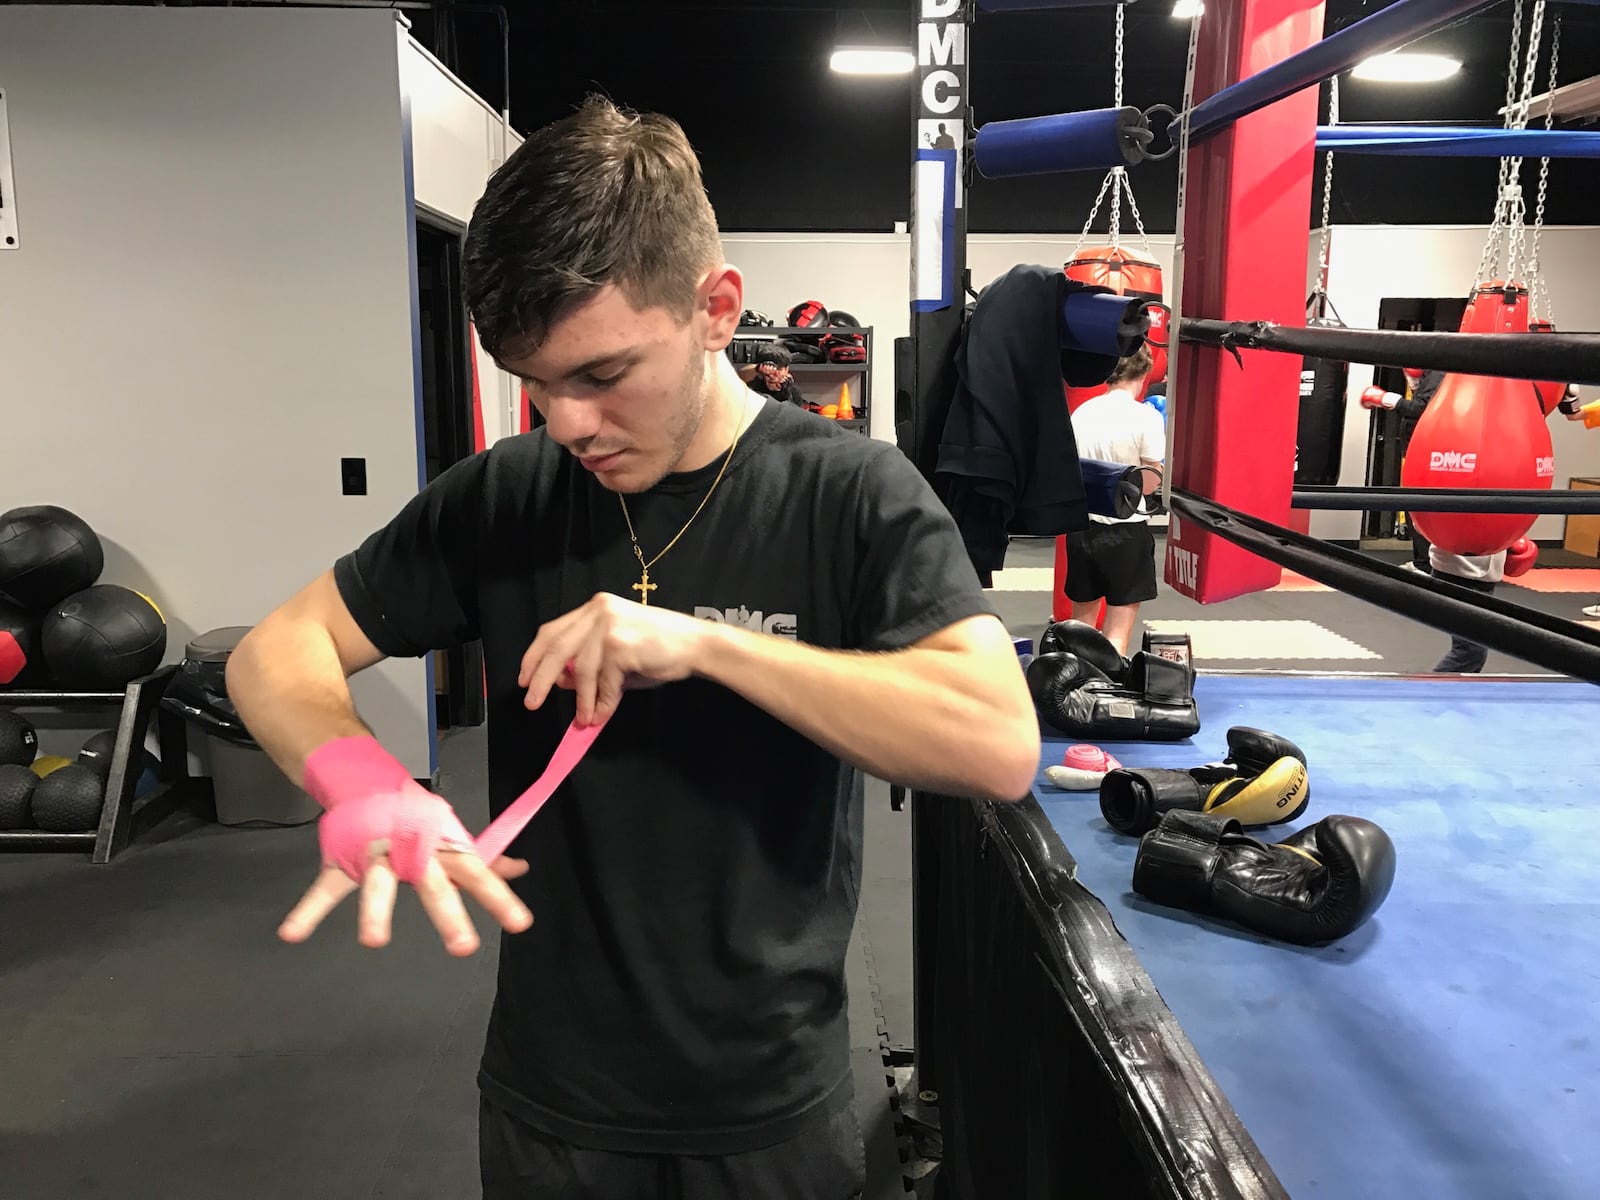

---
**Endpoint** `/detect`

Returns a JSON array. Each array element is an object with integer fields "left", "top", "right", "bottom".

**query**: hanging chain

[
  {"left": 1161, "top": 7, "right": 1203, "bottom": 515},
  {"left": 1113, "top": 2, "right": 1124, "bottom": 110},
  {"left": 1476, "top": 0, "right": 1526, "bottom": 284},
  {"left": 1529, "top": 10, "right": 1561, "bottom": 322},
  {"left": 1315, "top": 76, "right": 1339, "bottom": 302},
  {"left": 1075, "top": 4, "right": 1153, "bottom": 253},
  {"left": 1109, "top": 2, "right": 1126, "bottom": 247},
  {"left": 1503, "top": 0, "right": 1547, "bottom": 285},
  {"left": 1076, "top": 170, "right": 1117, "bottom": 248},
  {"left": 1124, "top": 176, "right": 1152, "bottom": 252}
]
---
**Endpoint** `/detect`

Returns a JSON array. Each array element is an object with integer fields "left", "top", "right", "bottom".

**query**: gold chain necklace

[{"left": 616, "top": 401, "right": 752, "bottom": 606}]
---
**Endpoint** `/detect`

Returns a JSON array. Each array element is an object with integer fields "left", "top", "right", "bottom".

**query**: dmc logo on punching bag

[
  {"left": 1429, "top": 450, "right": 1478, "bottom": 472},
  {"left": 1536, "top": 456, "right": 1555, "bottom": 478}
]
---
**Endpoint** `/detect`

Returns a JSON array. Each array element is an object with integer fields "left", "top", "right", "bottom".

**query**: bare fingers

[
  {"left": 488, "top": 856, "right": 530, "bottom": 880},
  {"left": 445, "top": 852, "right": 535, "bottom": 935},
  {"left": 282, "top": 854, "right": 531, "bottom": 954},
  {"left": 414, "top": 856, "right": 483, "bottom": 957},
  {"left": 279, "top": 866, "right": 358, "bottom": 943},
  {"left": 357, "top": 856, "right": 399, "bottom": 948}
]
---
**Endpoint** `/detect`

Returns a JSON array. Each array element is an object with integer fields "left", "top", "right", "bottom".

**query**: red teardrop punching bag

[
  {"left": 1401, "top": 278, "right": 1553, "bottom": 554},
  {"left": 1459, "top": 279, "right": 1527, "bottom": 335},
  {"left": 1458, "top": 280, "right": 1563, "bottom": 414}
]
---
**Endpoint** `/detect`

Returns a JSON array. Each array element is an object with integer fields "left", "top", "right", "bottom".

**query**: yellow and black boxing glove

[{"left": 1099, "top": 727, "right": 1310, "bottom": 837}]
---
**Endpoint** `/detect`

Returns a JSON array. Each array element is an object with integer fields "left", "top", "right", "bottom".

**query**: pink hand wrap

[{"left": 303, "top": 736, "right": 476, "bottom": 884}]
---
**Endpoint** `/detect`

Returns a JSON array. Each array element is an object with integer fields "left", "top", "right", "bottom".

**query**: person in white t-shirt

[{"left": 1065, "top": 345, "right": 1165, "bottom": 656}]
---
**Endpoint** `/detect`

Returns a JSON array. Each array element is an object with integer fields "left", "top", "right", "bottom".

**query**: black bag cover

[
  {"left": 160, "top": 656, "right": 257, "bottom": 746},
  {"left": 1296, "top": 314, "right": 1348, "bottom": 486}
]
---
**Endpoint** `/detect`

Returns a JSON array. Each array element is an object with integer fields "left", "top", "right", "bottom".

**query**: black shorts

[
  {"left": 1064, "top": 521, "right": 1158, "bottom": 606},
  {"left": 479, "top": 1093, "right": 865, "bottom": 1200}
]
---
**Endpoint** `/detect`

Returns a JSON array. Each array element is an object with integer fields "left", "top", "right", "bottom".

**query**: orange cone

[{"left": 837, "top": 380, "right": 854, "bottom": 420}]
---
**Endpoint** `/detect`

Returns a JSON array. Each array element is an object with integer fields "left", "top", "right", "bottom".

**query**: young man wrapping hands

[{"left": 225, "top": 97, "right": 1039, "bottom": 1199}]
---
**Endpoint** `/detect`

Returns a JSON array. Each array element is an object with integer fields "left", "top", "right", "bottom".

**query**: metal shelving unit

[
  {"left": 1, "top": 665, "right": 193, "bottom": 863},
  {"left": 733, "top": 324, "right": 874, "bottom": 436}
]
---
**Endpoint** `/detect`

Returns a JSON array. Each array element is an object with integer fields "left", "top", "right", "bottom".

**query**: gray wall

[{"left": 0, "top": 5, "right": 434, "bottom": 774}]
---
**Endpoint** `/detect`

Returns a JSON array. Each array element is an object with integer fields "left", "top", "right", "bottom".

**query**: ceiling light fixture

[
  {"left": 1351, "top": 52, "right": 1463, "bottom": 83},
  {"left": 830, "top": 48, "right": 916, "bottom": 76},
  {"left": 1171, "top": 0, "right": 1204, "bottom": 17}
]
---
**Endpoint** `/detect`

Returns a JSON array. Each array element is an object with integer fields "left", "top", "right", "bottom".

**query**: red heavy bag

[
  {"left": 1459, "top": 280, "right": 1563, "bottom": 415},
  {"left": 1403, "top": 280, "right": 1553, "bottom": 554},
  {"left": 1400, "top": 371, "right": 1553, "bottom": 555},
  {"left": 1459, "top": 279, "right": 1528, "bottom": 335}
]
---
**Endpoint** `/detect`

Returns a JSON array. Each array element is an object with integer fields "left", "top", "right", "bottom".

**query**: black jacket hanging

[{"left": 934, "top": 264, "right": 1119, "bottom": 583}]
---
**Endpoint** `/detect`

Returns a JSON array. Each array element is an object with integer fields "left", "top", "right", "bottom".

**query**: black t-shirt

[{"left": 332, "top": 397, "right": 993, "bottom": 1155}]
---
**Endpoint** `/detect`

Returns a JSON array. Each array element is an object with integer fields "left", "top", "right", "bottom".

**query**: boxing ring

[{"left": 900, "top": 1, "right": 1600, "bottom": 1195}]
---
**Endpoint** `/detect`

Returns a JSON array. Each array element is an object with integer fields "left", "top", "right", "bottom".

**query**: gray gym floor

[
  {"left": 0, "top": 722, "right": 920, "bottom": 1200},
  {"left": 991, "top": 533, "right": 1599, "bottom": 677},
  {"left": 3, "top": 534, "right": 1593, "bottom": 1198}
]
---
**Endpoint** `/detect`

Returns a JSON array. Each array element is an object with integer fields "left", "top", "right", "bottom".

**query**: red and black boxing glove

[{"left": 1504, "top": 538, "right": 1538, "bottom": 578}]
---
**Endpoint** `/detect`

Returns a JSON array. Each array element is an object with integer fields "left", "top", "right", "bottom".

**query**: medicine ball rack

[
  {"left": 732, "top": 324, "right": 874, "bottom": 437},
  {"left": 0, "top": 665, "right": 193, "bottom": 863}
]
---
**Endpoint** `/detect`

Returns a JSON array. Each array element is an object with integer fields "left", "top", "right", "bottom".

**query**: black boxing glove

[
  {"left": 1133, "top": 810, "right": 1397, "bottom": 944},
  {"left": 1192, "top": 726, "right": 1311, "bottom": 800},
  {"left": 1038, "top": 619, "right": 1128, "bottom": 680},
  {"left": 1102, "top": 725, "right": 1309, "bottom": 837},
  {"left": 1026, "top": 651, "right": 1199, "bottom": 743}
]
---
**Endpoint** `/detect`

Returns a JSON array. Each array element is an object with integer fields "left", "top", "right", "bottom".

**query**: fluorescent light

[
  {"left": 1171, "top": 0, "right": 1204, "bottom": 17},
  {"left": 830, "top": 48, "right": 915, "bottom": 76},
  {"left": 1351, "top": 52, "right": 1462, "bottom": 83}
]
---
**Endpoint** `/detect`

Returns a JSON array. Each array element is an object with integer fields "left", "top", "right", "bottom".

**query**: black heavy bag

[{"left": 1296, "top": 313, "right": 1348, "bottom": 486}]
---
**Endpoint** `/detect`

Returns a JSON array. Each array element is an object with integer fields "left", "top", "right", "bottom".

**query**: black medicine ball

[
  {"left": 30, "top": 763, "right": 105, "bottom": 832},
  {"left": 0, "top": 763, "right": 38, "bottom": 829},
  {"left": 0, "top": 506, "right": 105, "bottom": 613},
  {"left": 78, "top": 729, "right": 120, "bottom": 780},
  {"left": 0, "top": 709, "right": 38, "bottom": 767},
  {"left": 42, "top": 585, "right": 168, "bottom": 690}
]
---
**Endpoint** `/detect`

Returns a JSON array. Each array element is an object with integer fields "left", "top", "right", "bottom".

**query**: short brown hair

[
  {"left": 1106, "top": 343, "right": 1154, "bottom": 388},
  {"left": 463, "top": 95, "right": 724, "bottom": 361}
]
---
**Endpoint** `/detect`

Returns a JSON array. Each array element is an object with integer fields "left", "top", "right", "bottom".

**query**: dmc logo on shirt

[
  {"left": 694, "top": 606, "right": 799, "bottom": 639},
  {"left": 1536, "top": 456, "right": 1554, "bottom": 478},
  {"left": 1429, "top": 450, "right": 1477, "bottom": 472}
]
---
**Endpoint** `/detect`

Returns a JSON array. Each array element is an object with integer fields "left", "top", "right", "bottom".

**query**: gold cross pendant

[{"left": 632, "top": 566, "right": 657, "bottom": 606}]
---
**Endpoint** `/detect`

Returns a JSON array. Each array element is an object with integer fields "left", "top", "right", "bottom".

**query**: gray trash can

[{"left": 175, "top": 626, "right": 321, "bottom": 828}]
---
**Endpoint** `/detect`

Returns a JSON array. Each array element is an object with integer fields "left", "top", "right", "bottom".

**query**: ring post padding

[
  {"left": 975, "top": 107, "right": 1143, "bottom": 180},
  {"left": 1166, "top": 0, "right": 1324, "bottom": 605},
  {"left": 1174, "top": 0, "right": 1498, "bottom": 144}
]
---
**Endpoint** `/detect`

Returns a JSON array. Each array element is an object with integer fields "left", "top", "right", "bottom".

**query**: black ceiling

[
  {"left": 420, "top": 0, "right": 1600, "bottom": 232},
  {"left": 74, "top": 1, "right": 1600, "bottom": 232}
]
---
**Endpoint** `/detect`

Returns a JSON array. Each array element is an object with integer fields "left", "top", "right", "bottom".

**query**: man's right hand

[{"left": 280, "top": 736, "right": 534, "bottom": 956}]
